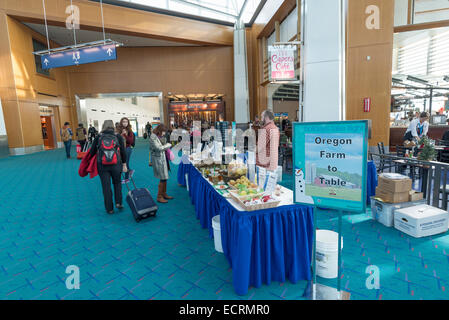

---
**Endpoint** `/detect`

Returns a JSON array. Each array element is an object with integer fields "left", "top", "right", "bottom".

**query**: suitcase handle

[{"left": 123, "top": 173, "right": 138, "bottom": 192}]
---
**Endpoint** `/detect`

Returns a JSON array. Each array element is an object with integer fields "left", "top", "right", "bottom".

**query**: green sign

[{"left": 293, "top": 120, "right": 368, "bottom": 212}]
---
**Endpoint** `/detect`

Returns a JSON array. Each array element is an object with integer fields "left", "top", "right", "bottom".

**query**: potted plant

[{"left": 417, "top": 136, "right": 437, "bottom": 161}]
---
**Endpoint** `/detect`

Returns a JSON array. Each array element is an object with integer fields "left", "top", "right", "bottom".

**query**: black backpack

[{"left": 98, "top": 133, "right": 121, "bottom": 165}]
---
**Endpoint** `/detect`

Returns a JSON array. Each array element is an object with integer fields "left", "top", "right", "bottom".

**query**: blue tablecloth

[
  {"left": 177, "top": 158, "right": 189, "bottom": 187},
  {"left": 179, "top": 162, "right": 314, "bottom": 295},
  {"left": 367, "top": 160, "right": 378, "bottom": 205}
]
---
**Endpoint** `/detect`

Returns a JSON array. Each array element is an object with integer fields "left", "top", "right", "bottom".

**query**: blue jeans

[
  {"left": 124, "top": 147, "right": 133, "bottom": 179},
  {"left": 64, "top": 140, "right": 72, "bottom": 158}
]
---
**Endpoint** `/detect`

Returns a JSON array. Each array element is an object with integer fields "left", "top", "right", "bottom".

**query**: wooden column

[
  {"left": 346, "top": 0, "right": 395, "bottom": 147},
  {"left": 275, "top": 21, "right": 280, "bottom": 42}
]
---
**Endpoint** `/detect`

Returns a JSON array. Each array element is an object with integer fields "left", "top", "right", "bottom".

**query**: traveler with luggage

[
  {"left": 89, "top": 120, "right": 128, "bottom": 214},
  {"left": 76, "top": 123, "right": 87, "bottom": 152},
  {"left": 88, "top": 124, "right": 98, "bottom": 143},
  {"left": 149, "top": 124, "right": 173, "bottom": 203},
  {"left": 60, "top": 122, "right": 73, "bottom": 159},
  {"left": 119, "top": 117, "right": 135, "bottom": 184}
]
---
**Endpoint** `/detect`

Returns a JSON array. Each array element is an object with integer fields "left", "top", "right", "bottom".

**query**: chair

[
  {"left": 395, "top": 145, "right": 411, "bottom": 176},
  {"left": 440, "top": 150, "right": 449, "bottom": 164},
  {"left": 377, "top": 142, "right": 386, "bottom": 172}
]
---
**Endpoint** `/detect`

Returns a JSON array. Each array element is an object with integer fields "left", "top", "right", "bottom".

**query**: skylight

[{"left": 110, "top": 0, "right": 262, "bottom": 24}]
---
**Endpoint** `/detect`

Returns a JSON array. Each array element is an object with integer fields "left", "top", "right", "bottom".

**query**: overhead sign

[
  {"left": 269, "top": 45, "right": 296, "bottom": 81},
  {"left": 293, "top": 120, "right": 368, "bottom": 212},
  {"left": 41, "top": 44, "right": 117, "bottom": 69}
]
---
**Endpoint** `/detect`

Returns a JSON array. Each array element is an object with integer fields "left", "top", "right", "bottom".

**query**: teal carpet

[{"left": 0, "top": 139, "right": 448, "bottom": 300}]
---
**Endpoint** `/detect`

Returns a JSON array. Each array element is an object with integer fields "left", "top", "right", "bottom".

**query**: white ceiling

[
  {"left": 24, "top": 22, "right": 197, "bottom": 47},
  {"left": 394, "top": 26, "right": 449, "bottom": 48}
]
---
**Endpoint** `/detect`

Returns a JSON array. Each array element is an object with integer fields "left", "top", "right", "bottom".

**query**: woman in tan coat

[{"left": 149, "top": 124, "right": 173, "bottom": 203}]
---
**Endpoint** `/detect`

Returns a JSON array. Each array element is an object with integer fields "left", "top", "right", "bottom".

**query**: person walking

[
  {"left": 89, "top": 120, "right": 127, "bottom": 214},
  {"left": 149, "top": 124, "right": 173, "bottom": 203},
  {"left": 119, "top": 117, "right": 135, "bottom": 183},
  {"left": 88, "top": 124, "right": 98, "bottom": 143},
  {"left": 76, "top": 123, "right": 87, "bottom": 151},
  {"left": 61, "top": 122, "right": 73, "bottom": 159}
]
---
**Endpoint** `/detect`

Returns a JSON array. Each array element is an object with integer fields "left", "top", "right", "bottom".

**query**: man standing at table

[
  {"left": 403, "top": 111, "right": 429, "bottom": 143},
  {"left": 256, "top": 110, "right": 280, "bottom": 172}
]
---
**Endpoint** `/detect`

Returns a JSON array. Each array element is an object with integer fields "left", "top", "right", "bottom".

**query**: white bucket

[
  {"left": 212, "top": 215, "right": 223, "bottom": 253},
  {"left": 316, "top": 230, "right": 343, "bottom": 279}
]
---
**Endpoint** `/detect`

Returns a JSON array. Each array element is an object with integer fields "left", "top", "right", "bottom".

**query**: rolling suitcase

[
  {"left": 77, "top": 141, "right": 90, "bottom": 160},
  {"left": 125, "top": 176, "right": 158, "bottom": 222}
]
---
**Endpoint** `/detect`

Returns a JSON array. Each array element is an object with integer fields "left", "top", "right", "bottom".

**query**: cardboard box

[
  {"left": 394, "top": 204, "right": 449, "bottom": 238},
  {"left": 378, "top": 173, "right": 412, "bottom": 193},
  {"left": 375, "top": 187, "right": 409, "bottom": 203},
  {"left": 409, "top": 191, "right": 424, "bottom": 202},
  {"left": 370, "top": 197, "right": 426, "bottom": 227}
]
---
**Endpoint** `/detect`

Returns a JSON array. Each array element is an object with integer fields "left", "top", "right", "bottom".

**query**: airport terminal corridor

[{"left": 0, "top": 139, "right": 448, "bottom": 300}]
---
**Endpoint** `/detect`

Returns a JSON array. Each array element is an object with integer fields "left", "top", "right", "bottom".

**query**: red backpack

[{"left": 98, "top": 133, "right": 120, "bottom": 165}]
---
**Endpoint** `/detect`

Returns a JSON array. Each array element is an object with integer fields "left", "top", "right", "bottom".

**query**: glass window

[
  {"left": 109, "top": 0, "right": 262, "bottom": 24},
  {"left": 32, "top": 39, "right": 50, "bottom": 77}
]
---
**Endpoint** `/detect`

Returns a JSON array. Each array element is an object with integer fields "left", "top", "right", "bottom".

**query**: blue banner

[
  {"left": 293, "top": 120, "right": 368, "bottom": 212},
  {"left": 41, "top": 44, "right": 117, "bottom": 69}
]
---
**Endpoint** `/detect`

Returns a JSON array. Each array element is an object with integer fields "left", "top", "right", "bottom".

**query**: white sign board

[{"left": 268, "top": 45, "right": 296, "bottom": 81}]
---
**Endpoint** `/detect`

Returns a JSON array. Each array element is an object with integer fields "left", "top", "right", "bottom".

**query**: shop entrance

[{"left": 39, "top": 106, "right": 58, "bottom": 150}]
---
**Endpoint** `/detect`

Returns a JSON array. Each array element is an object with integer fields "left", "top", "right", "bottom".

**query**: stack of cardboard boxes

[
  {"left": 375, "top": 173, "right": 423, "bottom": 203},
  {"left": 372, "top": 173, "right": 449, "bottom": 238}
]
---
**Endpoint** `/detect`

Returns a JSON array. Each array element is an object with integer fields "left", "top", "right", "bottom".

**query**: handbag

[{"left": 165, "top": 147, "right": 174, "bottom": 162}]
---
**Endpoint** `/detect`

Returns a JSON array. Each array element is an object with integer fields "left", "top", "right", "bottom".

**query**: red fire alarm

[{"left": 364, "top": 97, "right": 371, "bottom": 112}]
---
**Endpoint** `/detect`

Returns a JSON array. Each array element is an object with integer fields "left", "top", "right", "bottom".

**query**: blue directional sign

[{"left": 41, "top": 44, "right": 117, "bottom": 69}]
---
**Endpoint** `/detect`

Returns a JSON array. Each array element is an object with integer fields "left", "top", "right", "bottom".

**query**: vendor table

[
  {"left": 178, "top": 161, "right": 314, "bottom": 295},
  {"left": 367, "top": 161, "right": 378, "bottom": 205}
]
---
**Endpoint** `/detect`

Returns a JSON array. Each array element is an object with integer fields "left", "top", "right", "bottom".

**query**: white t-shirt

[{"left": 405, "top": 118, "right": 429, "bottom": 138}]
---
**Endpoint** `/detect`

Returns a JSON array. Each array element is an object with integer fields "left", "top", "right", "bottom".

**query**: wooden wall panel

[
  {"left": 2, "top": 16, "right": 73, "bottom": 148},
  {"left": 66, "top": 46, "right": 235, "bottom": 123},
  {"left": 346, "top": 0, "right": 394, "bottom": 147},
  {"left": 346, "top": 44, "right": 392, "bottom": 146},
  {"left": 347, "top": 0, "right": 395, "bottom": 47}
]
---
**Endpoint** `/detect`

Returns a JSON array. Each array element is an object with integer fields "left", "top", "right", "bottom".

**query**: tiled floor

[{"left": 0, "top": 140, "right": 448, "bottom": 300}]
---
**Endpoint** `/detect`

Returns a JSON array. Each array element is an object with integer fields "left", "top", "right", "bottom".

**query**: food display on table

[
  {"left": 228, "top": 160, "right": 248, "bottom": 177},
  {"left": 229, "top": 189, "right": 281, "bottom": 211},
  {"left": 228, "top": 176, "right": 258, "bottom": 191}
]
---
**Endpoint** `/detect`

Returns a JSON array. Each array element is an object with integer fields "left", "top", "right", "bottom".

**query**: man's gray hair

[{"left": 262, "top": 110, "right": 275, "bottom": 121}]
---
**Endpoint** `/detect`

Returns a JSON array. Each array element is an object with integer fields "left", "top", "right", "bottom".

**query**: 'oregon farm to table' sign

[
  {"left": 293, "top": 121, "right": 368, "bottom": 212},
  {"left": 268, "top": 45, "right": 296, "bottom": 81}
]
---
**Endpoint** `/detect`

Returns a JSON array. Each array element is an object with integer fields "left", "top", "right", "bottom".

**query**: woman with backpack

[
  {"left": 90, "top": 120, "right": 128, "bottom": 214},
  {"left": 149, "top": 124, "right": 173, "bottom": 203},
  {"left": 119, "top": 117, "right": 135, "bottom": 184},
  {"left": 76, "top": 123, "right": 87, "bottom": 152},
  {"left": 61, "top": 122, "right": 73, "bottom": 159}
]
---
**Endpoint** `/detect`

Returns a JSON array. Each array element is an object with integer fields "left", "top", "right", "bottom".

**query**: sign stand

[{"left": 307, "top": 207, "right": 350, "bottom": 300}]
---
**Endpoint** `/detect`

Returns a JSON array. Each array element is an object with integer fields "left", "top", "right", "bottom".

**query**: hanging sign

[
  {"left": 293, "top": 120, "right": 368, "bottom": 212},
  {"left": 41, "top": 44, "right": 117, "bottom": 69},
  {"left": 269, "top": 45, "right": 296, "bottom": 81}
]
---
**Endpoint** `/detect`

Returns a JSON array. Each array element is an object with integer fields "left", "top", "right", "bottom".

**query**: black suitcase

[{"left": 125, "top": 176, "right": 158, "bottom": 222}]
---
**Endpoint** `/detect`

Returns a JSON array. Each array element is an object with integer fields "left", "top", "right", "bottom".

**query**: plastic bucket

[
  {"left": 212, "top": 215, "right": 223, "bottom": 253},
  {"left": 316, "top": 230, "right": 343, "bottom": 279}
]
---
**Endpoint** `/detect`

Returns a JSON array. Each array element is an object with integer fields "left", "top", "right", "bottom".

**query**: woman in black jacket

[{"left": 90, "top": 120, "right": 128, "bottom": 214}]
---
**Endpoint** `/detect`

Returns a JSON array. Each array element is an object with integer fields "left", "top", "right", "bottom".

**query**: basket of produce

[
  {"left": 228, "top": 176, "right": 259, "bottom": 190},
  {"left": 229, "top": 190, "right": 280, "bottom": 211}
]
